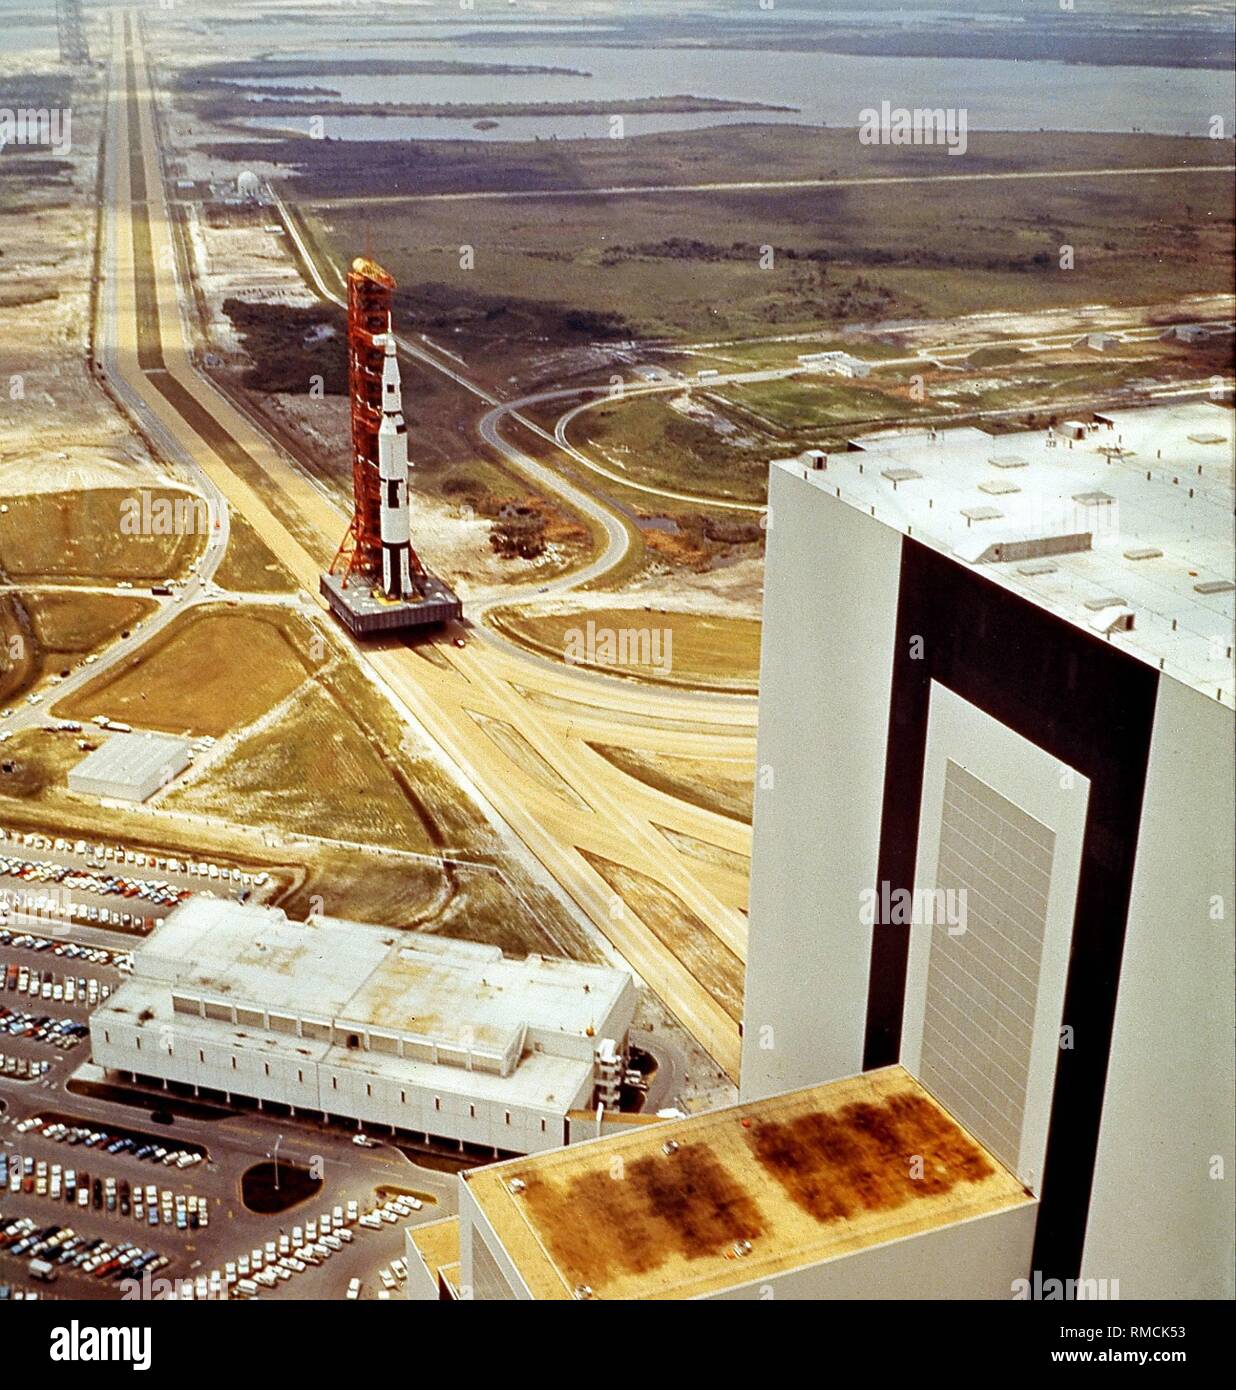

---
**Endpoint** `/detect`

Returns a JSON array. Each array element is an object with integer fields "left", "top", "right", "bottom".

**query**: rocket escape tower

[{"left": 321, "top": 258, "right": 462, "bottom": 636}]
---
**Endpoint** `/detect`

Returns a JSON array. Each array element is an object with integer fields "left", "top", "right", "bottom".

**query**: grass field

[
  {"left": 164, "top": 681, "right": 434, "bottom": 849},
  {"left": 306, "top": 144, "right": 1234, "bottom": 351},
  {"left": 0, "top": 489, "right": 202, "bottom": 583},
  {"left": 22, "top": 592, "right": 156, "bottom": 655},
  {"left": 718, "top": 375, "right": 939, "bottom": 433},
  {"left": 490, "top": 605, "right": 762, "bottom": 690},
  {"left": 212, "top": 508, "right": 299, "bottom": 593},
  {"left": 590, "top": 743, "right": 756, "bottom": 825},
  {"left": 0, "top": 728, "right": 81, "bottom": 801},
  {"left": 55, "top": 607, "right": 314, "bottom": 737},
  {"left": 0, "top": 592, "right": 155, "bottom": 704}
]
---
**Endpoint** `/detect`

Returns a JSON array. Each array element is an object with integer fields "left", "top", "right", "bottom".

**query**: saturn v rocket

[
  {"left": 377, "top": 316, "right": 414, "bottom": 600},
  {"left": 322, "top": 257, "right": 461, "bottom": 635}
]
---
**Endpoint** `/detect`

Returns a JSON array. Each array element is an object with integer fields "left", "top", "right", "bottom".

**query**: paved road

[
  {"left": 303, "top": 161, "right": 1236, "bottom": 208},
  {"left": 104, "top": 10, "right": 754, "bottom": 1076}
]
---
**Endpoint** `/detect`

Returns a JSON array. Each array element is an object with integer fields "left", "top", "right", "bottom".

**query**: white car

[{"left": 346, "top": 1278, "right": 361, "bottom": 1300}]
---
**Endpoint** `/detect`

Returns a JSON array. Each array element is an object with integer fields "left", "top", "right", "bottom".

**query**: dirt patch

[
  {"left": 580, "top": 849, "right": 744, "bottom": 1022},
  {"left": 590, "top": 744, "right": 755, "bottom": 825}
]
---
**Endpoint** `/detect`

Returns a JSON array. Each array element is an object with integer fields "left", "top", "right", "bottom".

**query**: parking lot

[
  {"left": 0, "top": 903, "right": 457, "bottom": 1301},
  {"left": 0, "top": 828, "right": 271, "bottom": 939}
]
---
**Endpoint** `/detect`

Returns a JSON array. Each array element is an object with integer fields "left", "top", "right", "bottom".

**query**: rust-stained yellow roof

[
  {"left": 409, "top": 1216, "right": 460, "bottom": 1280},
  {"left": 463, "top": 1066, "right": 1031, "bottom": 1300}
]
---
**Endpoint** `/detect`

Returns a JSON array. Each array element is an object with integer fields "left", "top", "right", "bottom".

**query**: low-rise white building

[
  {"left": 91, "top": 899, "right": 636, "bottom": 1154},
  {"left": 67, "top": 731, "right": 191, "bottom": 802},
  {"left": 797, "top": 349, "right": 872, "bottom": 378}
]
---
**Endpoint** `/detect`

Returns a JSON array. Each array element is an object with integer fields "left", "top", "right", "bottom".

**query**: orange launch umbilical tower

[
  {"left": 330, "top": 257, "right": 423, "bottom": 583},
  {"left": 321, "top": 257, "right": 462, "bottom": 636}
]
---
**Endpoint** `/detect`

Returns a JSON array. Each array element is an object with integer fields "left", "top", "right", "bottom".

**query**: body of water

[{"left": 239, "top": 40, "right": 1236, "bottom": 141}]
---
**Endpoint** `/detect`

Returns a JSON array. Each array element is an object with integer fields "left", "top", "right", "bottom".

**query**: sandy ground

[{"left": 0, "top": 88, "right": 183, "bottom": 511}]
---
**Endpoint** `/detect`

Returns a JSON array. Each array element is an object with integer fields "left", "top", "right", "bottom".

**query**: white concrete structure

[
  {"left": 67, "top": 731, "right": 191, "bottom": 802},
  {"left": 91, "top": 900, "right": 635, "bottom": 1154},
  {"left": 797, "top": 349, "right": 872, "bottom": 378},
  {"left": 743, "top": 401, "right": 1234, "bottom": 1298}
]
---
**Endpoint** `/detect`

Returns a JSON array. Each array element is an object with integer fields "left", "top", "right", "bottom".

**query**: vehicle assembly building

[
  {"left": 406, "top": 400, "right": 1234, "bottom": 1304},
  {"left": 743, "top": 401, "right": 1234, "bottom": 1299},
  {"left": 321, "top": 257, "right": 462, "bottom": 635},
  {"left": 90, "top": 899, "right": 635, "bottom": 1155}
]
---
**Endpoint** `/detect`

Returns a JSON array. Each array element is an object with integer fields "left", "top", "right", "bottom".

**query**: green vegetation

[
  {"left": 223, "top": 298, "right": 347, "bottom": 394},
  {"left": 212, "top": 509, "right": 299, "bottom": 593},
  {"left": 0, "top": 592, "right": 155, "bottom": 705},
  {"left": 225, "top": 127, "right": 1234, "bottom": 202},
  {"left": 0, "top": 489, "right": 202, "bottom": 583},
  {"left": 21, "top": 592, "right": 155, "bottom": 654},
  {"left": 218, "top": 96, "right": 795, "bottom": 128},
  {"left": 165, "top": 680, "right": 436, "bottom": 848},
  {"left": 306, "top": 154, "right": 1233, "bottom": 345},
  {"left": 491, "top": 605, "right": 762, "bottom": 691},
  {"left": 56, "top": 607, "right": 315, "bottom": 738},
  {"left": 0, "top": 729, "right": 80, "bottom": 801}
]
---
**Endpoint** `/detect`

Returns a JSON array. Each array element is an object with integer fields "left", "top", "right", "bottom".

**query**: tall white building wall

[
  {"left": 739, "top": 457, "right": 1234, "bottom": 1297},
  {"left": 741, "top": 464, "right": 902, "bottom": 1099},
  {"left": 1081, "top": 678, "right": 1235, "bottom": 1299}
]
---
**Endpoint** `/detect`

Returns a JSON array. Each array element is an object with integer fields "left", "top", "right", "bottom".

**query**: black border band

[{"left": 864, "top": 536, "right": 1158, "bottom": 1282}]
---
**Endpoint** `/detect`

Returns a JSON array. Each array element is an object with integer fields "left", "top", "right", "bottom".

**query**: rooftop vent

[
  {"left": 1073, "top": 490, "right": 1116, "bottom": 507},
  {"left": 1195, "top": 579, "right": 1236, "bottom": 595},
  {"left": 961, "top": 506, "right": 1003, "bottom": 523},
  {"left": 1017, "top": 560, "right": 1059, "bottom": 576},
  {"left": 979, "top": 479, "right": 1020, "bottom": 496},
  {"left": 1123, "top": 547, "right": 1163, "bottom": 561},
  {"left": 988, "top": 454, "right": 1028, "bottom": 469},
  {"left": 804, "top": 450, "right": 828, "bottom": 470},
  {"left": 958, "top": 532, "right": 1091, "bottom": 565},
  {"left": 1083, "top": 594, "right": 1127, "bottom": 612},
  {"left": 882, "top": 467, "right": 921, "bottom": 483},
  {"left": 1088, "top": 605, "right": 1135, "bottom": 634}
]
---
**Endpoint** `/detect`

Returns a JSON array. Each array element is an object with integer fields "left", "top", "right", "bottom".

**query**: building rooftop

[
  {"left": 463, "top": 1065, "right": 1030, "bottom": 1300},
  {"left": 776, "top": 402, "right": 1235, "bottom": 707},
  {"left": 409, "top": 1216, "right": 461, "bottom": 1283},
  {"left": 68, "top": 730, "right": 191, "bottom": 793},
  {"left": 97, "top": 899, "right": 633, "bottom": 1111}
]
